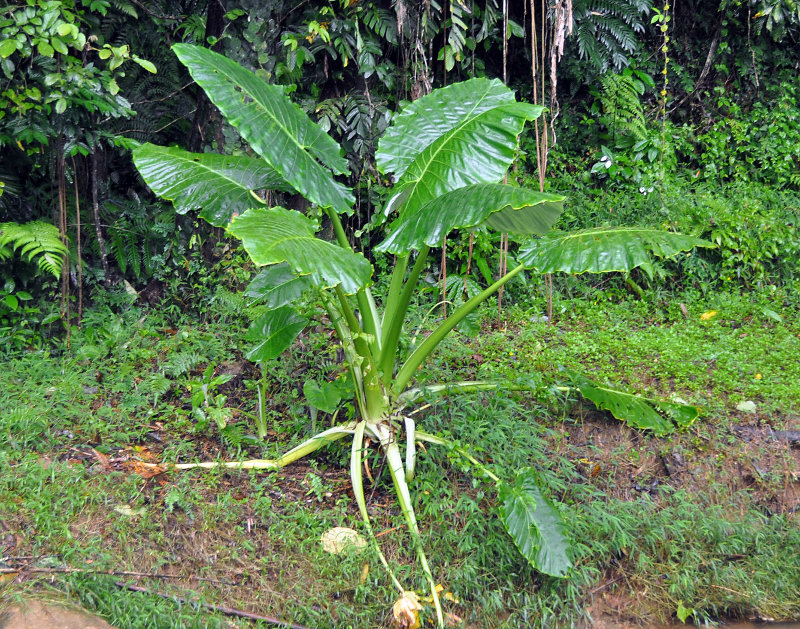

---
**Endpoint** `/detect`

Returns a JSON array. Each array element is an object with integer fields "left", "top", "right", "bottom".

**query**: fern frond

[
  {"left": 364, "top": 6, "right": 398, "bottom": 44},
  {"left": 0, "top": 221, "right": 68, "bottom": 277},
  {"left": 572, "top": 0, "right": 652, "bottom": 72},
  {"left": 166, "top": 351, "right": 203, "bottom": 377},
  {"left": 599, "top": 72, "right": 648, "bottom": 141}
]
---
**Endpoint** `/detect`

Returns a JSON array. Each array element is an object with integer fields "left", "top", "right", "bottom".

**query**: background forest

[
  {"left": 1, "top": 1, "right": 800, "bottom": 628},
  {"left": 2, "top": 0, "right": 799, "bottom": 313}
]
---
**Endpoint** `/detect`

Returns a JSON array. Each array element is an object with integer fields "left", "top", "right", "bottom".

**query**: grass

[{"left": 1, "top": 282, "right": 799, "bottom": 627}]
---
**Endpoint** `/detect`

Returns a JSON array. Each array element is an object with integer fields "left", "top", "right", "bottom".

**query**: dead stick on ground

[
  {"left": 115, "top": 582, "right": 311, "bottom": 629},
  {"left": 0, "top": 567, "right": 235, "bottom": 585}
]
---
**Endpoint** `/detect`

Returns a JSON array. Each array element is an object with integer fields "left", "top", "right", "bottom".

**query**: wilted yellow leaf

[
  {"left": 700, "top": 310, "right": 717, "bottom": 320},
  {"left": 444, "top": 591, "right": 460, "bottom": 603},
  {"left": 393, "top": 591, "right": 422, "bottom": 629},
  {"left": 420, "top": 583, "right": 444, "bottom": 603},
  {"left": 320, "top": 527, "right": 367, "bottom": 555}
]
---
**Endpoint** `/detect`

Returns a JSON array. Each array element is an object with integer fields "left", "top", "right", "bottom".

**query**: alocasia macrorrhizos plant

[{"left": 133, "top": 44, "right": 710, "bottom": 625}]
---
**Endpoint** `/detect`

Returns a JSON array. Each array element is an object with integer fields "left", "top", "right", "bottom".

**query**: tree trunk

[
  {"left": 188, "top": 0, "right": 226, "bottom": 152},
  {"left": 91, "top": 150, "right": 111, "bottom": 287}
]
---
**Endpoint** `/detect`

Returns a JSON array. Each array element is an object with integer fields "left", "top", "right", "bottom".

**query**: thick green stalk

[
  {"left": 379, "top": 246, "right": 430, "bottom": 388},
  {"left": 380, "top": 254, "right": 409, "bottom": 348},
  {"left": 334, "top": 285, "right": 385, "bottom": 418},
  {"left": 393, "top": 264, "right": 525, "bottom": 395},
  {"left": 325, "top": 207, "right": 381, "bottom": 356},
  {"left": 319, "top": 291, "right": 367, "bottom": 413}
]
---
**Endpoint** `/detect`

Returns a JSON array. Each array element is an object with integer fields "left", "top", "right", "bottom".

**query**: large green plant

[{"left": 133, "top": 44, "right": 709, "bottom": 625}]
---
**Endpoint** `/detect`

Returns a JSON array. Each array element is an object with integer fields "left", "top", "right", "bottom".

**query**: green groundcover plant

[{"left": 133, "top": 44, "right": 710, "bottom": 625}]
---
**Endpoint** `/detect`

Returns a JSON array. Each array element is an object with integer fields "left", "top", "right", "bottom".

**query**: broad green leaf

[
  {"left": 376, "top": 78, "right": 517, "bottom": 179},
  {"left": 518, "top": 227, "right": 714, "bottom": 278},
  {"left": 37, "top": 40, "right": 54, "bottom": 57},
  {"left": 245, "top": 262, "right": 312, "bottom": 308},
  {"left": 132, "top": 55, "right": 157, "bottom": 73},
  {"left": 572, "top": 375, "right": 700, "bottom": 436},
  {"left": 498, "top": 468, "right": 571, "bottom": 578},
  {"left": 245, "top": 306, "right": 308, "bottom": 362},
  {"left": 172, "top": 44, "right": 354, "bottom": 213},
  {"left": 303, "top": 380, "right": 344, "bottom": 414},
  {"left": 133, "top": 143, "right": 293, "bottom": 226},
  {"left": 378, "top": 79, "right": 544, "bottom": 216},
  {"left": 56, "top": 23, "right": 74, "bottom": 37},
  {"left": 377, "top": 184, "right": 564, "bottom": 254},
  {"left": 0, "top": 39, "right": 18, "bottom": 58},
  {"left": 50, "top": 37, "right": 68, "bottom": 55},
  {"left": 228, "top": 207, "right": 372, "bottom": 294}
]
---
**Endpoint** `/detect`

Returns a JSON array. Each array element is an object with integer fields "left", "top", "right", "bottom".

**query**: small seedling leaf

[{"left": 245, "top": 306, "right": 308, "bottom": 363}]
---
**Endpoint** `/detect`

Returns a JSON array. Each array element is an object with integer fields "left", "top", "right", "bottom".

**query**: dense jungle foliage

[
  {"left": 2, "top": 0, "right": 799, "bottom": 325},
  {"left": 1, "top": 1, "right": 800, "bottom": 628}
]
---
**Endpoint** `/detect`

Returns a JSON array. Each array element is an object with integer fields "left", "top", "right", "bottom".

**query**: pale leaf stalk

[
  {"left": 393, "top": 264, "right": 525, "bottom": 394},
  {"left": 173, "top": 423, "right": 356, "bottom": 470},
  {"left": 414, "top": 430, "right": 500, "bottom": 483},
  {"left": 351, "top": 421, "right": 404, "bottom": 593},
  {"left": 373, "top": 422, "right": 444, "bottom": 626}
]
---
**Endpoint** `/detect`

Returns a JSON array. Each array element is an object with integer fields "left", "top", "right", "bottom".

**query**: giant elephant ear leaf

[
  {"left": 571, "top": 373, "right": 700, "bottom": 435},
  {"left": 376, "top": 79, "right": 545, "bottom": 216},
  {"left": 228, "top": 207, "right": 372, "bottom": 294},
  {"left": 376, "top": 78, "right": 516, "bottom": 179},
  {"left": 518, "top": 227, "right": 715, "bottom": 278},
  {"left": 376, "top": 184, "right": 564, "bottom": 254},
  {"left": 498, "top": 468, "right": 572, "bottom": 578},
  {"left": 172, "top": 44, "right": 354, "bottom": 214},
  {"left": 132, "top": 144, "right": 293, "bottom": 226}
]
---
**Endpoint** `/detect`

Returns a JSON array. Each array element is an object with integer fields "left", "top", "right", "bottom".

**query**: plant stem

[
  {"left": 351, "top": 421, "right": 405, "bottom": 593},
  {"left": 319, "top": 291, "right": 367, "bottom": 413},
  {"left": 373, "top": 422, "right": 444, "bottom": 626},
  {"left": 173, "top": 423, "right": 356, "bottom": 470},
  {"left": 380, "top": 254, "right": 409, "bottom": 347},
  {"left": 414, "top": 430, "right": 500, "bottom": 483},
  {"left": 397, "top": 379, "right": 536, "bottom": 407},
  {"left": 325, "top": 207, "right": 381, "bottom": 356},
  {"left": 393, "top": 264, "right": 525, "bottom": 395},
  {"left": 334, "top": 285, "right": 384, "bottom": 418},
  {"left": 379, "top": 246, "right": 430, "bottom": 388}
]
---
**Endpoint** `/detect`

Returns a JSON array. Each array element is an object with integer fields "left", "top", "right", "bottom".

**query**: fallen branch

[
  {"left": 0, "top": 566, "right": 235, "bottom": 585},
  {"left": 115, "top": 582, "right": 311, "bottom": 629}
]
